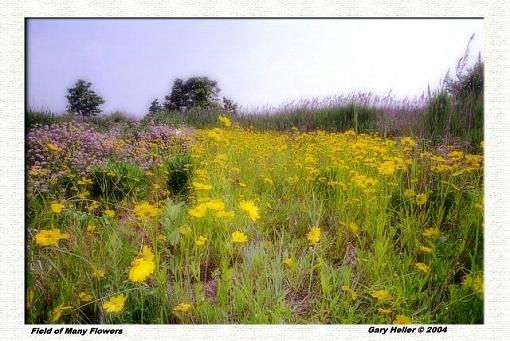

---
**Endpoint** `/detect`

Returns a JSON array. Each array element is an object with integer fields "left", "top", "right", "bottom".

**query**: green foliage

[
  {"left": 144, "top": 107, "right": 225, "bottom": 128},
  {"left": 25, "top": 110, "right": 72, "bottom": 129},
  {"left": 159, "top": 198, "right": 186, "bottom": 246},
  {"left": 424, "top": 60, "right": 484, "bottom": 148},
  {"left": 163, "top": 77, "right": 220, "bottom": 111},
  {"left": 239, "top": 104, "right": 380, "bottom": 132},
  {"left": 66, "top": 79, "right": 105, "bottom": 117},
  {"left": 222, "top": 97, "right": 238, "bottom": 114},
  {"left": 165, "top": 154, "right": 193, "bottom": 197},
  {"left": 148, "top": 98, "right": 163, "bottom": 116},
  {"left": 90, "top": 161, "right": 148, "bottom": 203}
]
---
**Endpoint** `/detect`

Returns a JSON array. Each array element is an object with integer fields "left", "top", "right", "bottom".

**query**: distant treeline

[{"left": 27, "top": 56, "right": 483, "bottom": 150}]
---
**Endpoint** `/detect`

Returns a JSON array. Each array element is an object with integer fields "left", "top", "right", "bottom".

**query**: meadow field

[{"left": 26, "top": 110, "right": 483, "bottom": 324}]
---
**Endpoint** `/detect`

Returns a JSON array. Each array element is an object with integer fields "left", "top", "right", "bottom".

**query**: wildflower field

[{"left": 26, "top": 116, "right": 483, "bottom": 324}]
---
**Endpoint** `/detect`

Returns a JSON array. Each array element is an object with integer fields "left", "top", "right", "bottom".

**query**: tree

[
  {"left": 148, "top": 98, "right": 162, "bottom": 116},
  {"left": 222, "top": 97, "right": 238, "bottom": 114},
  {"left": 66, "top": 79, "right": 104, "bottom": 117},
  {"left": 163, "top": 77, "right": 220, "bottom": 111}
]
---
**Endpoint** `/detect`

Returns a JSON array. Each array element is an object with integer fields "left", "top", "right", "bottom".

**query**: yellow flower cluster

[{"left": 128, "top": 246, "right": 156, "bottom": 283}]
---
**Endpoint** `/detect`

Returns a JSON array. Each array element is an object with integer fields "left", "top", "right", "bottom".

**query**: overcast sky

[{"left": 27, "top": 19, "right": 483, "bottom": 116}]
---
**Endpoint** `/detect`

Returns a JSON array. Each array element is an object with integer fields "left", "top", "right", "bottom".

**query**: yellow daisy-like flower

[
  {"left": 348, "top": 222, "right": 359, "bottom": 234},
  {"left": 419, "top": 245, "right": 433, "bottom": 253},
  {"left": 239, "top": 200, "right": 260, "bottom": 221},
  {"left": 393, "top": 314, "right": 412, "bottom": 324},
  {"left": 307, "top": 226, "right": 321, "bottom": 245},
  {"left": 104, "top": 209, "right": 115, "bottom": 218},
  {"left": 263, "top": 177, "right": 274, "bottom": 185},
  {"left": 47, "top": 143, "right": 62, "bottom": 152},
  {"left": 50, "top": 202, "right": 65, "bottom": 214},
  {"left": 371, "top": 289, "right": 390, "bottom": 301},
  {"left": 415, "top": 193, "right": 428, "bottom": 206},
  {"left": 231, "top": 230, "right": 248, "bottom": 244},
  {"left": 188, "top": 204, "right": 208, "bottom": 218},
  {"left": 218, "top": 115, "right": 232, "bottom": 127},
  {"left": 283, "top": 257, "right": 294, "bottom": 267},
  {"left": 378, "top": 161, "right": 396, "bottom": 176},
  {"left": 128, "top": 246, "right": 156, "bottom": 283},
  {"left": 377, "top": 307, "right": 392, "bottom": 315},
  {"left": 88, "top": 200, "right": 99, "bottom": 212},
  {"left": 173, "top": 302, "right": 192, "bottom": 313},
  {"left": 422, "top": 227, "right": 441, "bottom": 237},
  {"left": 341, "top": 286, "right": 358, "bottom": 301},
  {"left": 157, "top": 234, "right": 167, "bottom": 241},
  {"left": 192, "top": 181, "right": 213, "bottom": 191},
  {"left": 403, "top": 189, "right": 416, "bottom": 198},
  {"left": 49, "top": 303, "right": 72, "bottom": 323},
  {"left": 415, "top": 262, "right": 431, "bottom": 273},
  {"left": 400, "top": 137, "right": 416, "bottom": 147},
  {"left": 133, "top": 202, "right": 160, "bottom": 220},
  {"left": 34, "top": 229, "right": 70, "bottom": 247},
  {"left": 102, "top": 294, "right": 127, "bottom": 313},
  {"left": 205, "top": 199, "right": 225, "bottom": 211},
  {"left": 195, "top": 235, "right": 208, "bottom": 246},
  {"left": 179, "top": 225, "right": 192, "bottom": 236},
  {"left": 78, "top": 292, "right": 93, "bottom": 302},
  {"left": 91, "top": 269, "right": 106, "bottom": 279},
  {"left": 86, "top": 224, "right": 96, "bottom": 232}
]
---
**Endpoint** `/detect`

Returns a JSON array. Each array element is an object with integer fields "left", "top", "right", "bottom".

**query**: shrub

[{"left": 165, "top": 154, "right": 193, "bottom": 197}]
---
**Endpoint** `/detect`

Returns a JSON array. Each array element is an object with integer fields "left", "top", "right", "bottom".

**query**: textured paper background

[{"left": 2, "top": 1, "right": 509, "bottom": 340}]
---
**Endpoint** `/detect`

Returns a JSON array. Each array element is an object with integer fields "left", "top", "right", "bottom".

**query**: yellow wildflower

[
  {"left": 49, "top": 303, "right": 72, "bottom": 323},
  {"left": 378, "top": 161, "right": 396, "bottom": 176},
  {"left": 179, "top": 225, "right": 192, "bottom": 235},
  {"left": 78, "top": 292, "right": 93, "bottom": 302},
  {"left": 400, "top": 137, "right": 416, "bottom": 147},
  {"left": 173, "top": 302, "right": 192, "bottom": 313},
  {"left": 104, "top": 209, "right": 115, "bottom": 218},
  {"left": 283, "top": 257, "right": 294, "bottom": 267},
  {"left": 133, "top": 202, "right": 160, "bottom": 219},
  {"left": 50, "top": 202, "right": 65, "bottom": 214},
  {"left": 195, "top": 235, "right": 207, "bottom": 246},
  {"left": 34, "top": 229, "right": 70, "bottom": 247},
  {"left": 377, "top": 307, "right": 392, "bottom": 315},
  {"left": 239, "top": 200, "right": 260, "bottom": 222},
  {"left": 419, "top": 245, "right": 433, "bottom": 253},
  {"left": 422, "top": 227, "right": 441, "bottom": 237},
  {"left": 91, "top": 269, "right": 106, "bottom": 279},
  {"left": 218, "top": 115, "right": 232, "bottom": 127},
  {"left": 307, "top": 226, "right": 321, "bottom": 245},
  {"left": 128, "top": 246, "right": 156, "bottom": 283},
  {"left": 205, "top": 199, "right": 225, "bottom": 211},
  {"left": 393, "top": 314, "right": 412, "bottom": 324},
  {"left": 47, "top": 143, "right": 62, "bottom": 152},
  {"left": 102, "top": 294, "right": 127, "bottom": 313},
  {"left": 341, "top": 286, "right": 358, "bottom": 301},
  {"left": 415, "top": 262, "right": 431, "bottom": 273},
  {"left": 188, "top": 204, "right": 208, "bottom": 218},
  {"left": 371, "top": 289, "right": 390, "bottom": 301},
  {"left": 415, "top": 193, "right": 428, "bottom": 206},
  {"left": 403, "top": 189, "right": 416, "bottom": 198},
  {"left": 231, "top": 230, "right": 248, "bottom": 244},
  {"left": 192, "top": 181, "right": 213, "bottom": 191}
]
